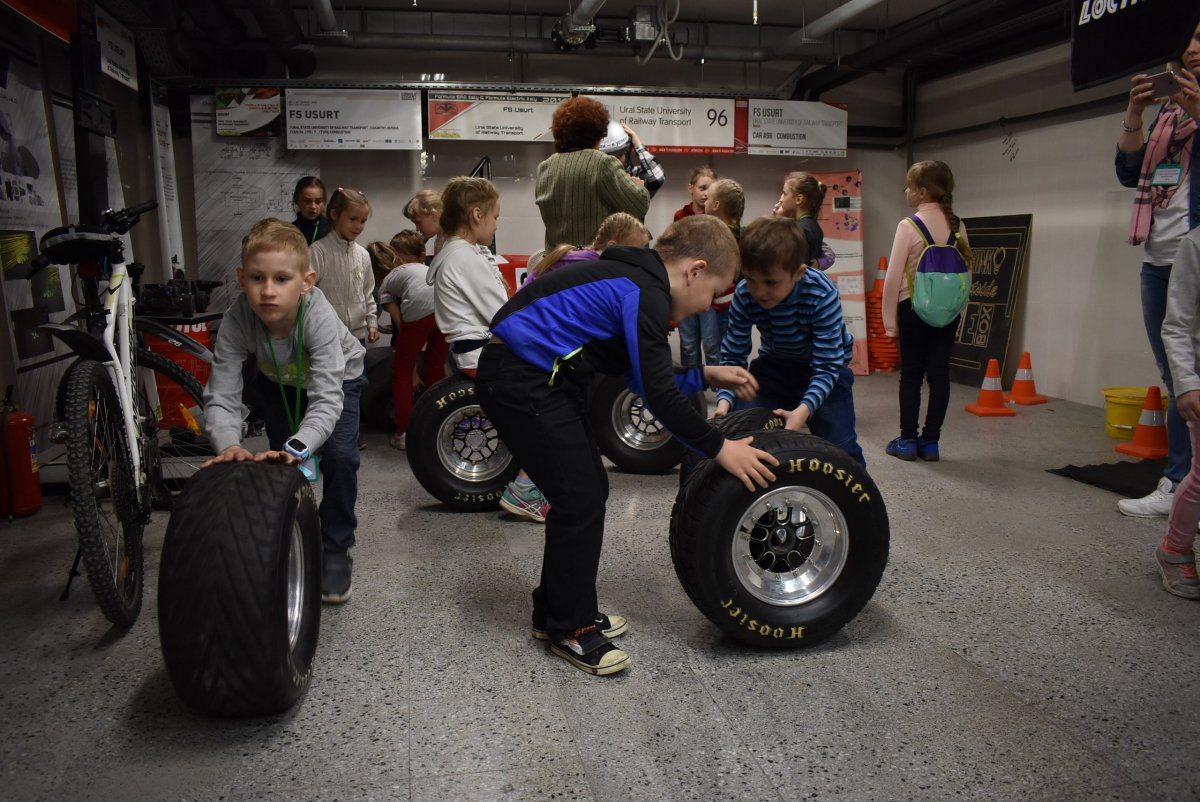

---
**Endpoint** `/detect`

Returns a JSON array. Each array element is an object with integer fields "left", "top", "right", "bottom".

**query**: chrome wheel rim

[
  {"left": 286, "top": 519, "right": 304, "bottom": 651},
  {"left": 436, "top": 404, "right": 512, "bottom": 482},
  {"left": 610, "top": 390, "right": 670, "bottom": 452},
  {"left": 732, "top": 487, "right": 849, "bottom": 606}
]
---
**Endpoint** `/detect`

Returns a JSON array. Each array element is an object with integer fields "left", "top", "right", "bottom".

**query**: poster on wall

[
  {"left": 191, "top": 95, "right": 319, "bottom": 309},
  {"left": 428, "top": 91, "right": 567, "bottom": 141},
  {"left": 215, "top": 88, "right": 283, "bottom": 137},
  {"left": 950, "top": 214, "right": 1032, "bottom": 387},
  {"left": 744, "top": 99, "right": 847, "bottom": 158},
  {"left": 286, "top": 88, "right": 422, "bottom": 150},
  {"left": 151, "top": 101, "right": 186, "bottom": 280},
  {"left": 0, "top": 55, "right": 67, "bottom": 443},
  {"left": 52, "top": 100, "right": 131, "bottom": 263},
  {"left": 814, "top": 170, "right": 867, "bottom": 375}
]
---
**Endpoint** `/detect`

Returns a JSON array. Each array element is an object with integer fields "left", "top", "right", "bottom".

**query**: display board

[
  {"left": 428, "top": 91, "right": 567, "bottom": 142},
  {"left": 597, "top": 95, "right": 737, "bottom": 154},
  {"left": 191, "top": 96, "right": 318, "bottom": 311},
  {"left": 950, "top": 214, "right": 1032, "bottom": 387},
  {"left": 745, "top": 99, "right": 847, "bottom": 158},
  {"left": 150, "top": 100, "right": 185, "bottom": 280},
  {"left": 286, "top": 88, "right": 422, "bottom": 150},
  {"left": 814, "top": 170, "right": 866, "bottom": 375},
  {"left": 1071, "top": 1, "right": 1195, "bottom": 90},
  {"left": 215, "top": 88, "right": 282, "bottom": 137}
]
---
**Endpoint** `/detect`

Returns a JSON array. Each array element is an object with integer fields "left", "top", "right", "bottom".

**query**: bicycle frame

[{"left": 97, "top": 258, "right": 148, "bottom": 507}]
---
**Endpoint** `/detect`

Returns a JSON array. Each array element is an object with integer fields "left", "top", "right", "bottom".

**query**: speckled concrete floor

[{"left": 2, "top": 372, "right": 1198, "bottom": 802}]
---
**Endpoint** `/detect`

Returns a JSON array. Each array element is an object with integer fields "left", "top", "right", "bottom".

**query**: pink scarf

[{"left": 1129, "top": 104, "right": 1197, "bottom": 245}]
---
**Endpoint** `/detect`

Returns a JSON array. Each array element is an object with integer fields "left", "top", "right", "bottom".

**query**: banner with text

[
  {"left": 286, "top": 89, "right": 422, "bottom": 150},
  {"left": 428, "top": 92, "right": 567, "bottom": 142},
  {"left": 598, "top": 96, "right": 737, "bottom": 154},
  {"left": 215, "top": 88, "right": 283, "bottom": 137},
  {"left": 745, "top": 99, "right": 847, "bottom": 157},
  {"left": 151, "top": 101, "right": 185, "bottom": 280},
  {"left": 95, "top": 7, "right": 137, "bottom": 91}
]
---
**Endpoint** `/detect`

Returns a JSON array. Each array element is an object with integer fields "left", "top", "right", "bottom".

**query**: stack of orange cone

[
  {"left": 865, "top": 256, "right": 899, "bottom": 372},
  {"left": 1004, "top": 352, "right": 1047, "bottom": 405},
  {"left": 1115, "top": 386, "right": 1168, "bottom": 459},
  {"left": 965, "top": 358, "right": 1015, "bottom": 416}
]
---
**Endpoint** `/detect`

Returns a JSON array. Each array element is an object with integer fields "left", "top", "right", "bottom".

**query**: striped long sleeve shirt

[{"left": 716, "top": 268, "right": 853, "bottom": 413}]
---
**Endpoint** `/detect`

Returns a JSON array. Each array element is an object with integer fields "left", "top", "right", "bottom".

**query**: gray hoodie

[
  {"left": 1163, "top": 227, "right": 1200, "bottom": 398},
  {"left": 426, "top": 236, "right": 510, "bottom": 370},
  {"left": 203, "top": 286, "right": 365, "bottom": 454}
]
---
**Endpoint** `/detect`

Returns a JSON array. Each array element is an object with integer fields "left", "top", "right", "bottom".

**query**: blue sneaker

[
  {"left": 886, "top": 437, "right": 918, "bottom": 461},
  {"left": 500, "top": 480, "right": 551, "bottom": 523},
  {"left": 917, "top": 439, "right": 940, "bottom": 461}
]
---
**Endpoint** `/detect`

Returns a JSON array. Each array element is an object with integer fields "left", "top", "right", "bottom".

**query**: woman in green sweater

[{"left": 535, "top": 96, "right": 650, "bottom": 250}]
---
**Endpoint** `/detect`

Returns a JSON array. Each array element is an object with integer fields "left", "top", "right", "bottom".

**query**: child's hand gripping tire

[
  {"left": 406, "top": 374, "right": 519, "bottom": 510},
  {"left": 677, "top": 406, "right": 786, "bottom": 491},
  {"left": 590, "top": 374, "right": 707, "bottom": 475},
  {"left": 670, "top": 429, "right": 888, "bottom": 649},
  {"left": 158, "top": 461, "right": 321, "bottom": 716}
]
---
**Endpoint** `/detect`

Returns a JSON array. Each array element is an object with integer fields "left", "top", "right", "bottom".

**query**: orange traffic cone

[
  {"left": 1115, "top": 386, "right": 1168, "bottom": 459},
  {"left": 1005, "top": 351, "right": 1047, "bottom": 405},
  {"left": 966, "top": 358, "right": 1016, "bottom": 417}
]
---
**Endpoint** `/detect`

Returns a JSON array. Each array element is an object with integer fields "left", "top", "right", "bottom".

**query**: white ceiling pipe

[{"left": 771, "top": 0, "right": 891, "bottom": 56}]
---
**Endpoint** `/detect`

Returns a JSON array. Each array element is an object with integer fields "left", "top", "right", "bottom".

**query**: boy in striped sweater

[{"left": 714, "top": 217, "right": 865, "bottom": 468}]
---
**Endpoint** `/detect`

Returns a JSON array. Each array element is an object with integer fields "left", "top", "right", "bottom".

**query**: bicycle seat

[{"left": 39, "top": 224, "right": 124, "bottom": 266}]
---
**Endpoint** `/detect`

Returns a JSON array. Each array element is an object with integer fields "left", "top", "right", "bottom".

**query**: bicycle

[{"left": 32, "top": 201, "right": 215, "bottom": 628}]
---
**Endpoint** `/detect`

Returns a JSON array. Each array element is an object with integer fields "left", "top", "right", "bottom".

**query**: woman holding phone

[{"left": 1114, "top": 17, "right": 1200, "bottom": 519}]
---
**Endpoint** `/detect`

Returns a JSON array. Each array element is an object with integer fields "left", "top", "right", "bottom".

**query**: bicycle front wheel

[{"left": 64, "top": 359, "right": 145, "bottom": 628}]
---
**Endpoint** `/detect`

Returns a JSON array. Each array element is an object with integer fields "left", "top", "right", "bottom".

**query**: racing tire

[
  {"left": 678, "top": 406, "right": 786, "bottom": 491},
  {"left": 670, "top": 429, "right": 888, "bottom": 649},
  {"left": 590, "top": 374, "right": 706, "bottom": 475},
  {"left": 407, "top": 374, "right": 518, "bottom": 510},
  {"left": 361, "top": 347, "right": 394, "bottom": 432},
  {"left": 158, "top": 461, "right": 321, "bottom": 716}
]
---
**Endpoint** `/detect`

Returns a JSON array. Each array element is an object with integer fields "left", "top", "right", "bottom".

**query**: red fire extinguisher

[{"left": 0, "top": 386, "right": 42, "bottom": 520}]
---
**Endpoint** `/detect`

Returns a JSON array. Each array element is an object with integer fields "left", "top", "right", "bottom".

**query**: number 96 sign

[{"left": 600, "top": 96, "right": 736, "bottom": 154}]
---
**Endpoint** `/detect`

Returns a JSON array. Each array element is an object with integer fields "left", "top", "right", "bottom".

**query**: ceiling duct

[
  {"left": 792, "top": 0, "right": 1055, "bottom": 99},
  {"left": 552, "top": 0, "right": 608, "bottom": 51}
]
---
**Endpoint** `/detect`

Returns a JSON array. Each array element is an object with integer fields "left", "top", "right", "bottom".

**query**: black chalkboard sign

[{"left": 950, "top": 214, "right": 1032, "bottom": 388}]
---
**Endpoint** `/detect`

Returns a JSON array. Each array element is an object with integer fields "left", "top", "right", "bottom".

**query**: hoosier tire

[
  {"left": 158, "top": 461, "right": 321, "bottom": 716},
  {"left": 670, "top": 429, "right": 888, "bottom": 649},
  {"left": 407, "top": 374, "right": 518, "bottom": 510},
  {"left": 64, "top": 359, "right": 145, "bottom": 628},
  {"left": 678, "top": 407, "right": 785, "bottom": 491},
  {"left": 591, "top": 375, "right": 706, "bottom": 475}
]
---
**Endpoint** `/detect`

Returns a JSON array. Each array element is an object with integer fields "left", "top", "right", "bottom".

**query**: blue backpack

[{"left": 905, "top": 215, "right": 970, "bottom": 328}]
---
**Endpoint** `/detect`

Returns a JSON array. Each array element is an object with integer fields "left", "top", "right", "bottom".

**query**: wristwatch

[{"left": 284, "top": 437, "right": 310, "bottom": 461}]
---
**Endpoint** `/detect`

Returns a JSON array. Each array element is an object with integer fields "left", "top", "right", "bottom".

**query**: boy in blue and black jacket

[
  {"left": 714, "top": 216, "right": 865, "bottom": 468},
  {"left": 476, "top": 215, "right": 778, "bottom": 677}
]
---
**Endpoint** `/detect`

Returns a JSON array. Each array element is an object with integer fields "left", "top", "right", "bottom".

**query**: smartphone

[{"left": 1144, "top": 68, "right": 1181, "bottom": 100}]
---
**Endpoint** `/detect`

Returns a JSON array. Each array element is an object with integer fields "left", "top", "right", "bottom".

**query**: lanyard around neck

[{"left": 261, "top": 296, "right": 305, "bottom": 435}]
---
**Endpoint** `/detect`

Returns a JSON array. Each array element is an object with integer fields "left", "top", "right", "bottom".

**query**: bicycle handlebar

[{"left": 102, "top": 200, "right": 158, "bottom": 235}]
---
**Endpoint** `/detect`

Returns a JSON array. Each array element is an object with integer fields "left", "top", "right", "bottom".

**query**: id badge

[
  {"left": 298, "top": 455, "right": 321, "bottom": 483},
  {"left": 1151, "top": 163, "right": 1183, "bottom": 187}
]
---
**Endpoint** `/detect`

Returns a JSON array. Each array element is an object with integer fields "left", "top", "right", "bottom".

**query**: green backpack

[{"left": 905, "top": 215, "right": 971, "bottom": 328}]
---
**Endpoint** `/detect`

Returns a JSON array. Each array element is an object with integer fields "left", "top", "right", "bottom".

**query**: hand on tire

[
  {"left": 202, "top": 445, "right": 299, "bottom": 468},
  {"left": 773, "top": 403, "right": 811, "bottom": 431},
  {"left": 715, "top": 436, "right": 778, "bottom": 492}
]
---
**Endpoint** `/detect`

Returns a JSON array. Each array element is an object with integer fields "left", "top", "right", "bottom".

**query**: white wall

[
  {"left": 913, "top": 44, "right": 1157, "bottom": 407},
  {"left": 321, "top": 144, "right": 906, "bottom": 270}
]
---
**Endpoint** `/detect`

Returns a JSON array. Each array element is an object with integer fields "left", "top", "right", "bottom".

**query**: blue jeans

[
  {"left": 254, "top": 371, "right": 367, "bottom": 552},
  {"left": 1141, "top": 263, "right": 1191, "bottom": 485},
  {"left": 678, "top": 308, "right": 727, "bottom": 368},
  {"left": 734, "top": 353, "right": 865, "bottom": 468}
]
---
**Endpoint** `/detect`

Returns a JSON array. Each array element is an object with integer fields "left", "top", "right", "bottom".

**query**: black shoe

[
  {"left": 533, "top": 612, "right": 628, "bottom": 641},
  {"left": 322, "top": 550, "right": 353, "bottom": 604},
  {"left": 549, "top": 625, "right": 630, "bottom": 676}
]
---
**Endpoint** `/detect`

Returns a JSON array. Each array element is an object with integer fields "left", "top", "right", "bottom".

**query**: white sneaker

[{"left": 1117, "top": 476, "right": 1175, "bottom": 518}]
